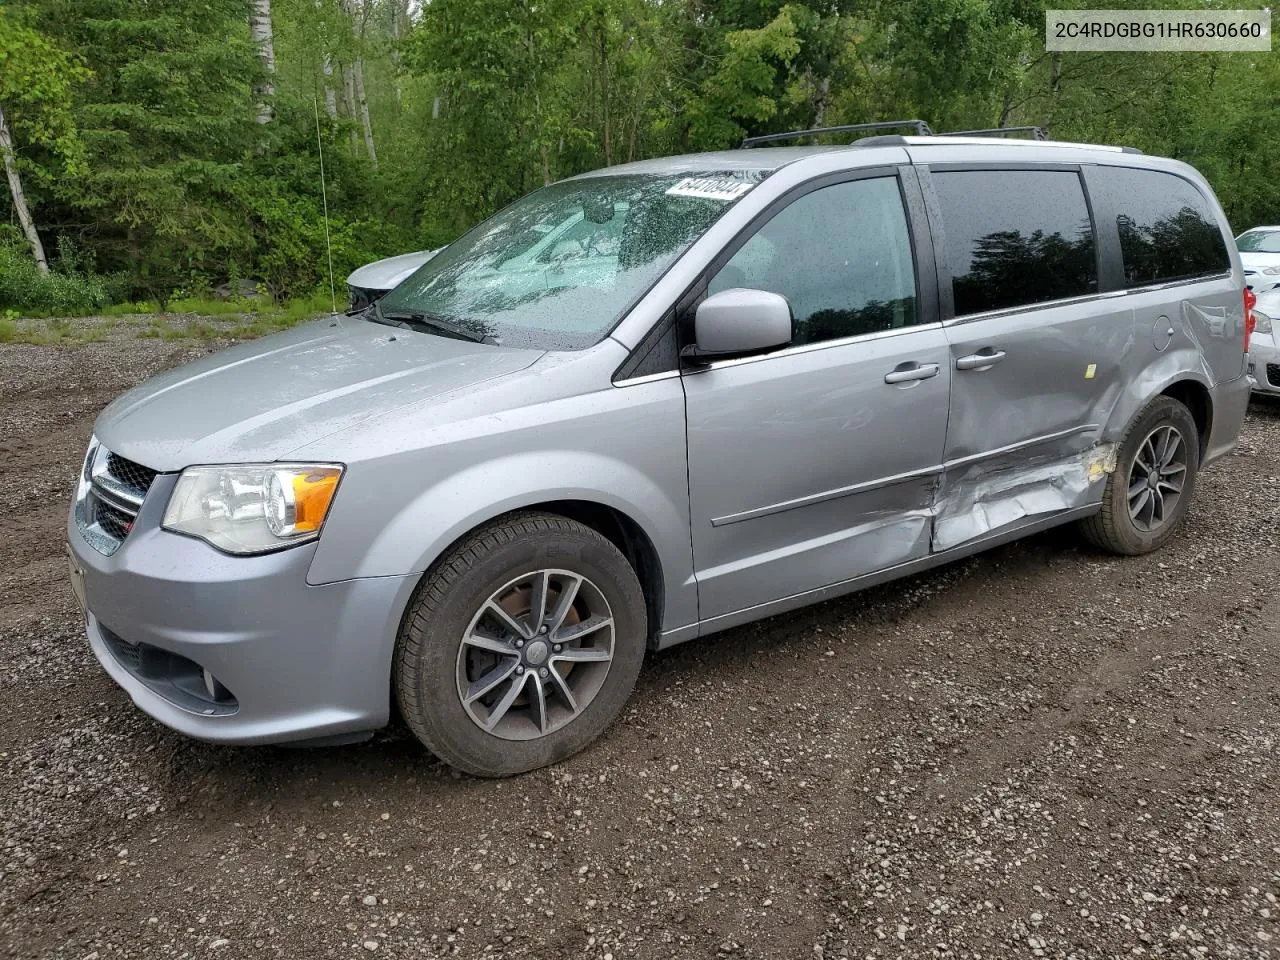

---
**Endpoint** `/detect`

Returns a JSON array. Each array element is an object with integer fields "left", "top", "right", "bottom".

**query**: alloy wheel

[
  {"left": 455, "top": 569, "right": 615, "bottom": 740},
  {"left": 1127, "top": 424, "right": 1187, "bottom": 532}
]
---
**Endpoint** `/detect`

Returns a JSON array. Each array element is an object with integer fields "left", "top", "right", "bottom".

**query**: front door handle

[
  {"left": 956, "top": 349, "right": 1007, "bottom": 371},
  {"left": 884, "top": 362, "right": 940, "bottom": 384}
]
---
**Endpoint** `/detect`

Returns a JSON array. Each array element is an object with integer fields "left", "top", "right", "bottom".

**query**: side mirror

[{"left": 685, "top": 288, "right": 792, "bottom": 362}]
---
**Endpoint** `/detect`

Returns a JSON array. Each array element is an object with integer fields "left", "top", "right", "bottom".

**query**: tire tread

[
  {"left": 393, "top": 511, "right": 643, "bottom": 776},
  {"left": 1079, "top": 396, "right": 1198, "bottom": 555}
]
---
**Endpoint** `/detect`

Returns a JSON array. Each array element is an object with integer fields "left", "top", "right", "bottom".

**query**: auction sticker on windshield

[{"left": 666, "top": 177, "right": 756, "bottom": 202}]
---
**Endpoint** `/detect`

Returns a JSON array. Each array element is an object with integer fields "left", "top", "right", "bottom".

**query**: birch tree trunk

[
  {"left": 322, "top": 58, "right": 339, "bottom": 122},
  {"left": 314, "top": 0, "right": 339, "bottom": 123},
  {"left": 388, "top": 0, "right": 405, "bottom": 108},
  {"left": 339, "top": 0, "right": 377, "bottom": 167},
  {"left": 250, "top": 0, "right": 276, "bottom": 124},
  {"left": 0, "top": 103, "right": 49, "bottom": 276},
  {"left": 341, "top": 61, "right": 359, "bottom": 151},
  {"left": 352, "top": 60, "right": 377, "bottom": 167}
]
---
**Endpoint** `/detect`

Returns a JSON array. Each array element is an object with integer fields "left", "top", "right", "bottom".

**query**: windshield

[
  {"left": 1237, "top": 230, "right": 1280, "bottom": 253},
  {"left": 377, "top": 171, "right": 766, "bottom": 349}
]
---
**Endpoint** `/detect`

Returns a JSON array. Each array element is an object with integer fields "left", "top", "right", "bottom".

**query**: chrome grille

[
  {"left": 74, "top": 441, "right": 159, "bottom": 556},
  {"left": 96, "top": 498, "right": 135, "bottom": 541},
  {"left": 105, "top": 452, "right": 158, "bottom": 495}
]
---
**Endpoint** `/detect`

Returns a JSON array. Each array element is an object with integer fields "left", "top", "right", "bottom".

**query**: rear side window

[
  {"left": 1093, "top": 167, "right": 1230, "bottom": 286},
  {"left": 933, "top": 169, "right": 1098, "bottom": 316}
]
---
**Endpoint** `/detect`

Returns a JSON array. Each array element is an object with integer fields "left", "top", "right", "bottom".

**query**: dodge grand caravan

[{"left": 68, "top": 124, "right": 1252, "bottom": 777}]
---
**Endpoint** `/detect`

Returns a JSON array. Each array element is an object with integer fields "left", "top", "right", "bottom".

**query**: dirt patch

[{"left": 2, "top": 321, "right": 1279, "bottom": 959}]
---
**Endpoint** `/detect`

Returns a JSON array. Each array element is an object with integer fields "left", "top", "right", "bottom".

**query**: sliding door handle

[{"left": 956, "top": 349, "right": 1007, "bottom": 371}]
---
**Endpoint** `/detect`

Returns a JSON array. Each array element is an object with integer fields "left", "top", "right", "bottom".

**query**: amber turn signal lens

[{"left": 291, "top": 469, "right": 341, "bottom": 532}]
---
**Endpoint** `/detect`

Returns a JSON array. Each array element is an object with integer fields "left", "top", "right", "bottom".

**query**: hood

[
  {"left": 346, "top": 249, "right": 439, "bottom": 292},
  {"left": 95, "top": 316, "right": 543, "bottom": 471},
  {"left": 1241, "top": 250, "right": 1280, "bottom": 275}
]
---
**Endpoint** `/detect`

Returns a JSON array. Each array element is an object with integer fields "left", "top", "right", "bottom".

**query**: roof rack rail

[
  {"left": 940, "top": 126, "right": 1049, "bottom": 140},
  {"left": 741, "top": 120, "right": 933, "bottom": 148}
]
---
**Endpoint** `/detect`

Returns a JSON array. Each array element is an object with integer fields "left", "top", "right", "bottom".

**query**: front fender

[
  {"left": 305, "top": 375, "right": 697, "bottom": 634},
  {"left": 380, "top": 451, "right": 691, "bottom": 620}
]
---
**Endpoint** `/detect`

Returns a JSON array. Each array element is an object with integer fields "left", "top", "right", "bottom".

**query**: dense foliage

[{"left": 0, "top": 0, "right": 1277, "bottom": 313}]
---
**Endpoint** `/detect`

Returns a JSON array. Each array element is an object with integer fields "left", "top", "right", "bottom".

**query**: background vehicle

[
  {"left": 1247, "top": 285, "right": 1280, "bottom": 397},
  {"left": 69, "top": 125, "right": 1251, "bottom": 777},
  {"left": 346, "top": 249, "right": 438, "bottom": 310},
  {"left": 1237, "top": 227, "right": 1280, "bottom": 292}
]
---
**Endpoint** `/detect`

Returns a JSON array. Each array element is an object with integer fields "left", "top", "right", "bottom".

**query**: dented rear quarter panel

[{"left": 919, "top": 149, "right": 1245, "bottom": 552}]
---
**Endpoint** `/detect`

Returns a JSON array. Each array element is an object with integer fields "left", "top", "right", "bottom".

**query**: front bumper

[
  {"left": 67, "top": 473, "right": 417, "bottom": 745},
  {"left": 1247, "top": 333, "right": 1280, "bottom": 397}
]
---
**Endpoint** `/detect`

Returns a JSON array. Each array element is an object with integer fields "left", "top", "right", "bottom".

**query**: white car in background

[
  {"left": 1237, "top": 226, "right": 1280, "bottom": 292},
  {"left": 1247, "top": 285, "right": 1280, "bottom": 397},
  {"left": 346, "top": 249, "right": 439, "bottom": 310}
]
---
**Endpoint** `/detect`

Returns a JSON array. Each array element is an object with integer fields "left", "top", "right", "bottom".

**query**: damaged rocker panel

[{"left": 932, "top": 437, "right": 1119, "bottom": 552}]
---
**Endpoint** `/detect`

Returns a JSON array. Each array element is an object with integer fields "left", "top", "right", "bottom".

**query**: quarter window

[
  {"left": 707, "top": 177, "right": 919, "bottom": 346},
  {"left": 933, "top": 169, "right": 1098, "bottom": 316},
  {"left": 1092, "top": 167, "right": 1230, "bottom": 286}
]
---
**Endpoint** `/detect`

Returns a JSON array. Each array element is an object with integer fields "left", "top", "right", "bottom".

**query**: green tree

[
  {"left": 35, "top": 0, "right": 264, "bottom": 298},
  {"left": 404, "top": 0, "right": 580, "bottom": 236},
  {"left": 0, "top": 7, "right": 88, "bottom": 272}
]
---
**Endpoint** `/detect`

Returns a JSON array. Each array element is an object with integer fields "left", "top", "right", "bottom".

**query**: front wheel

[
  {"left": 1080, "top": 396, "right": 1199, "bottom": 555},
  {"left": 394, "top": 512, "right": 647, "bottom": 777}
]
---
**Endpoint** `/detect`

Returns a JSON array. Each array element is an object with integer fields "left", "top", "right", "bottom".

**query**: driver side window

[{"left": 708, "top": 176, "right": 919, "bottom": 347}]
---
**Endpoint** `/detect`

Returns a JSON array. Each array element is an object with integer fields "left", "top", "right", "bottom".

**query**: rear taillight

[{"left": 1245, "top": 287, "right": 1257, "bottom": 353}]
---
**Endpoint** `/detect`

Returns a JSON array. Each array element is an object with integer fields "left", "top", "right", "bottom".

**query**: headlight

[
  {"left": 162, "top": 463, "right": 343, "bottom": 555},
  {"left": 348, "top": 286, "right": 373, "bottom": 312},
  {"left": 1254, "top": 310, "right": 1273, "bottom": 335}
]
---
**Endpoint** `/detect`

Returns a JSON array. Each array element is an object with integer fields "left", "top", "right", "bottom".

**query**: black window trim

[
  {"left": 1082, "top": 162, "right": 1234, "bottom": 294},
  {"left": 917, "top": 161, "right": 1105, "bottom": 325}
]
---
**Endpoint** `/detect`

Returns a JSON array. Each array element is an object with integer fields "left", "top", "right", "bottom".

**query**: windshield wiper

[
  {"left": 378, "top": 306, "right": 495, "bottom": 344},
  {"left": 364, "top": 300, "right": 408, "bottom": 329}
]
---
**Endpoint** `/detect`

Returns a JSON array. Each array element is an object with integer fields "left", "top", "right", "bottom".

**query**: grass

[
  {"left": 0, "top": 314, "right": 82, "bottom": 346},
  {"left": 0, "top": 290, "right": 338, "bottom": 346},
  {"left": 103, "top": 295, "right": 263, "bottom": 318}
]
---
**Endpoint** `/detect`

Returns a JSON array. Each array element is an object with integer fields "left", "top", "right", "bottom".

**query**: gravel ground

[{"left": 2, "top": 319, "right": 1279, "bottom": 959}]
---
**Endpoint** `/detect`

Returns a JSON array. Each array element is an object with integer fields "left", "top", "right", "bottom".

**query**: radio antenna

[{"left": 313, "top": 95, "right": 337, "bottom": 313}]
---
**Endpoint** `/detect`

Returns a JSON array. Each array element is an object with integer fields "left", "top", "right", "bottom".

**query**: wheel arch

[
  {"left": 1106, "top": 353, "right": 1214, "bottom": 461},
  {"left": 441, "top": 500, "right": 668, "bottom": 650},
  {"left": 1159, "top": 378, "right": 1212, "bottom": 461},
  {"left": 382, "top": 491, "right": 678, "bottom": 652}
]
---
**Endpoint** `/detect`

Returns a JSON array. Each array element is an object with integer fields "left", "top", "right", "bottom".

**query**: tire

[
  {"left": 394, "top": 511, "right": 647, "bottom": 777},
  {"left": 1080, "top": 396, "right": 1200, "bottom": 556}
]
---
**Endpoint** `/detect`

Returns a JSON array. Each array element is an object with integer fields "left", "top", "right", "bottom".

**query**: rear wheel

[
  {"left": 394, "top": 512, "right": 647, "bottom": 777},
  {"left": 1080, "top": 396, "right": 1199, "bottom": 555}
]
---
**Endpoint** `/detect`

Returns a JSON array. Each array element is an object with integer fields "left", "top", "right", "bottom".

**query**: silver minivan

[{"left": 68, "top": 126, "right": 1252, "bottom": 776}]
